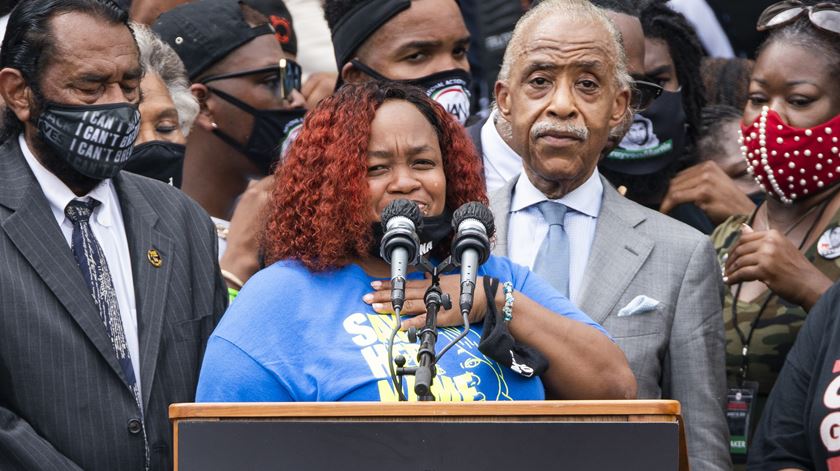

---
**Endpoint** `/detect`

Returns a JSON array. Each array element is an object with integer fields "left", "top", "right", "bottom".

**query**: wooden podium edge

[
  {"left": 170, "top": 399, "right": 681, "bottom": 419},
  {"left": 171, "top": 401, "right": 686, "bottom": 471},
  {"left": 678, "top": 413, "right": 689, "bottom": 471}
]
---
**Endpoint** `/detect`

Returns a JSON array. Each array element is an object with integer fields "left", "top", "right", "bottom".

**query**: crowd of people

[{"left": 0, "top": 0, "right": 837, "bottom": 470}]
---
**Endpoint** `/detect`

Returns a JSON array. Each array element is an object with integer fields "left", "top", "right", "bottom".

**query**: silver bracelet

[{"left": 502, "top": 282, "right": 514, "bottom": 323}]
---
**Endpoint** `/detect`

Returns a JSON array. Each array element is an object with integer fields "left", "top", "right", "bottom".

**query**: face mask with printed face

[
  {"left": 36, "top": 102, "right": 141, "bottom": 179},
  {"left": 601, "top": 89, "right": 687, "bottom": 176},
  {"left": 351, "top": 60, "right": 472, "bottom": 125}
]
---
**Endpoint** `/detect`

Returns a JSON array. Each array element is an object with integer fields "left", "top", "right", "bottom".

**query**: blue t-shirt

[{"left": 196, "top": 255, "right": 608, "bottom": 402}]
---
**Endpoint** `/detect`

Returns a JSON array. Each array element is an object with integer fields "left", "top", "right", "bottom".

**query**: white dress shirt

[
  {"left": 211, "top": 216, "right": 229, "bottom": 261},
  {"left": 508, "top": 170, "right": 603, "bottom": 304},
  {"left": 20, "top": 134, "right": 141, "bottom": 392},
  {"left": 481, "top": 110, "right": 523, "bottom": 193}
]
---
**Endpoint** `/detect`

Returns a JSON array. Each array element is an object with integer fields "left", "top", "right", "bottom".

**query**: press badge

[{"left": 727, "top": 381, "right": 759, "bottom": 463}]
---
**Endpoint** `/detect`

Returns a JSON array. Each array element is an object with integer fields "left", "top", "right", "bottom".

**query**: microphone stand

[{"left": 393, "top": 256, "right": 454, "bottom": 401}]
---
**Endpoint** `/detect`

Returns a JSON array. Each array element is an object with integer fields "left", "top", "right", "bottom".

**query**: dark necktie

[
  {"left": 65, "top": 198, "right": 149, "bottom": 469},
  {"left": 532, "top": 200, "right": 571, "bottom": 297}
]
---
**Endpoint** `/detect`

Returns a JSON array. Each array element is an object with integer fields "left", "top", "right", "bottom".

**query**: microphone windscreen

[
  {"left": 381, "top": 199, "right": 423, "bottom": 231},
  {"left": 452, "top": 202, "right": 495, "bottom": 238}
]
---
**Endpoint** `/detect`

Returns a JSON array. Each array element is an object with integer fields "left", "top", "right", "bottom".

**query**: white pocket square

[{"left": 617, "top": 295, "right": 661, "bottom": 317}]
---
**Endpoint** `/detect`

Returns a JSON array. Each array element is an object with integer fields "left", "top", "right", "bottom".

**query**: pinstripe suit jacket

[
  {"left": 0, "top": 138, "right": 227, "bottom": 470},
  {"left": 490, "top": 175, "right": 731, "bottom": 471}
]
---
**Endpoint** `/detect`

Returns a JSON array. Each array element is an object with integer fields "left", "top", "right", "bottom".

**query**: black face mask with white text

[
  {"left": 351, "top": 60, "right": 472, "bottom": 125},
  {"left": 369, "top": 210, "right": 453, "bottom": 259},
  {"left": 36, "top": 102, "right": 141, "bottom": 179}
]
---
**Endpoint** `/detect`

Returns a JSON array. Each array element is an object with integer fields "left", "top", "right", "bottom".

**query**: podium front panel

[{"left": 176, "top": 420, "right": 678, "bottom": 470}]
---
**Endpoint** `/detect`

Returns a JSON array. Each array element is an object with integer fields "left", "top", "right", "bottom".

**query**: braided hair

[
  {"left": 598, "top": 0, "right": 707, "bottom": 210},
  {"left": 639, "top": 0, "right": 706, "bottom": 160}
]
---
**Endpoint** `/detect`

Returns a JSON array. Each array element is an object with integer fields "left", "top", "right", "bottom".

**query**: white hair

[
  {"left": 497, "top": 0, "right": 632, "bottom": 94},
  {"left": 132, "top": 23, "right": 199, "bottom": 136}
]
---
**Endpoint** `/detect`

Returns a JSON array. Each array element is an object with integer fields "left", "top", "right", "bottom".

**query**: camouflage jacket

[{"left": 712, "top": 209, "right": 840, "bottom": 395}]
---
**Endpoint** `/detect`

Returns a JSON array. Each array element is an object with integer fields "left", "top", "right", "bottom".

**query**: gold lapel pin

[{"left": 147, "top": 249, "right": 162, "bottom": 268}]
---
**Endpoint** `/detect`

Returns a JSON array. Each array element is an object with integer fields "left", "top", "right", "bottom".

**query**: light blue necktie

[{"left": 532, "top": 200, "right": 570, "bottom": 297}]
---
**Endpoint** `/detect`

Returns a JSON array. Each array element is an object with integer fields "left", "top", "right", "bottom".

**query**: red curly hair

[{"left": 263, "top": 81, "right": 487, "bottom": 271}]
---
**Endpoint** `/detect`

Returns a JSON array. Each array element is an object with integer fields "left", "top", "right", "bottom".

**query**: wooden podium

[{"left": 170, "top": 400, "right": 688, "bottom": 470}]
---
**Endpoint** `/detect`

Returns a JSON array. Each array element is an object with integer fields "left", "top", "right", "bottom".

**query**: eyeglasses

[
  {"left": 630, "top": 80, "right": 664, "bottom": 111},
  {"left": 756, "top": 1, "right": 840, "bottom": 34},
  {"left": 200, "top": 58, "right": 303, "bottom": 101}
]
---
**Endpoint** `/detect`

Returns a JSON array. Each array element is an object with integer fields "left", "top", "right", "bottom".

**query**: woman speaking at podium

[{"left": 195, "top": 82, "right": 635, "bottom": 402}]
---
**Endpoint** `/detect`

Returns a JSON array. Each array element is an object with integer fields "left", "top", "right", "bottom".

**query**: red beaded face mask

[{"left": 740, "top": 106, "right": 840, "bottom": 204}]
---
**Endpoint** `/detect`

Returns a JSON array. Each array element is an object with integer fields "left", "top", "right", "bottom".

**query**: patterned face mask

[
  {"left": 740, "top": 106, "right": 840, "bottom": 204},
  {"left": 37, "top": 102, "right": 141, "bottom": 179}
]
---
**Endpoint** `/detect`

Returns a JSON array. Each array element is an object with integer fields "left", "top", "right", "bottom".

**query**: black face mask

[
  {"left": 208, "top": 87, "right": 307, "bottom": 174},
  {"left": 601, "top": 89, "right": 687, "bottom": 176},
  {"left": 36, "top": 102, "right": 141, "bottom": 179},
  {"left": 369, "top": 210, "right": 453, "bottom": 259},
  {"left": 351, "top": 60, "right": 472, "bottom": 125},
  {"left": 123, "top": 140, "right": 186, "bottom": 188}
]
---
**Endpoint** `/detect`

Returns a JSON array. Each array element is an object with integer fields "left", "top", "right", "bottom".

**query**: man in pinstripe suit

[{"left": 0, "top": 1, "right": 227, "bottom": 469}]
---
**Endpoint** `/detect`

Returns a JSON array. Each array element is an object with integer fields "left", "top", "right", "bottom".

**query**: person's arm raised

[
  {"left": 724, "top": 225, "right": 833, "bottom": 311},
  {"left": 366, "top": 275, "right": 637, "bottom": 400},
  {"left": 660, "top": 161, "right": 756, "bottom": 224}
]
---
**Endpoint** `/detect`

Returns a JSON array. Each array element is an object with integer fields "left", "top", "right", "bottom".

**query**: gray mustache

[{"left": 531, "top": 122, "right": 589, "bottom": 140}]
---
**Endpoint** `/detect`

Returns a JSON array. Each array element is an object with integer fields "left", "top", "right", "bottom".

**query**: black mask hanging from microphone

[{"left": 370, "top": 210, "right": 453, "bottom": 259}]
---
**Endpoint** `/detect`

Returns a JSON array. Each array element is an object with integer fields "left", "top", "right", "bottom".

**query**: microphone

[
  {"left": 379, "top": 199, "right": 423, "bottom": 313},
  {"left": 451, "top": 202, "right": 494, "bottom": 315}
]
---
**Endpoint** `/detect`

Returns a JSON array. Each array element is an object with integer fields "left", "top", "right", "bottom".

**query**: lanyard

[
  {"left": 730, "top": 197, "right": 832, "bottom": 385},
  {"left": 731, "top": 288, "right": 774, "bottom": 385}
]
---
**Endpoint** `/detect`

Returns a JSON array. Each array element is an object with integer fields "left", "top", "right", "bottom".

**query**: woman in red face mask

[{"left": 711, "top": 0, "right": 840, "bottom": 462}]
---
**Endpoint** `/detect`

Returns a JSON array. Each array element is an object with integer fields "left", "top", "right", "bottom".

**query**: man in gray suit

[
  {"left": 485, "top": 1, "right": 729, "bottom": 469},
  {"left": 0, "top": 1, "right": 226, "bottom": 469}
]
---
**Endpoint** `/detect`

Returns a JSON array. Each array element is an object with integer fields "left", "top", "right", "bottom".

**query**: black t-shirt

[{"left": 749, "top": 281, "right": 840, "bottom": 470}]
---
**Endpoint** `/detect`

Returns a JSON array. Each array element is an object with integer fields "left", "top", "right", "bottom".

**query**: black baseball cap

[
  {"left": 152, "top": 0, "right": 275, "bottom": 80},
  {"left": 244, "top": 0, "right": 298, "bottom": 56}
]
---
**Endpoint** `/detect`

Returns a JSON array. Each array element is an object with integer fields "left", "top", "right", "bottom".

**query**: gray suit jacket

[
  {"left": 0, "top": 138, "right": 227, "bottom": 470},
  {"left": 491, "top": 175, "right": 730, "bottom": 471}
]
